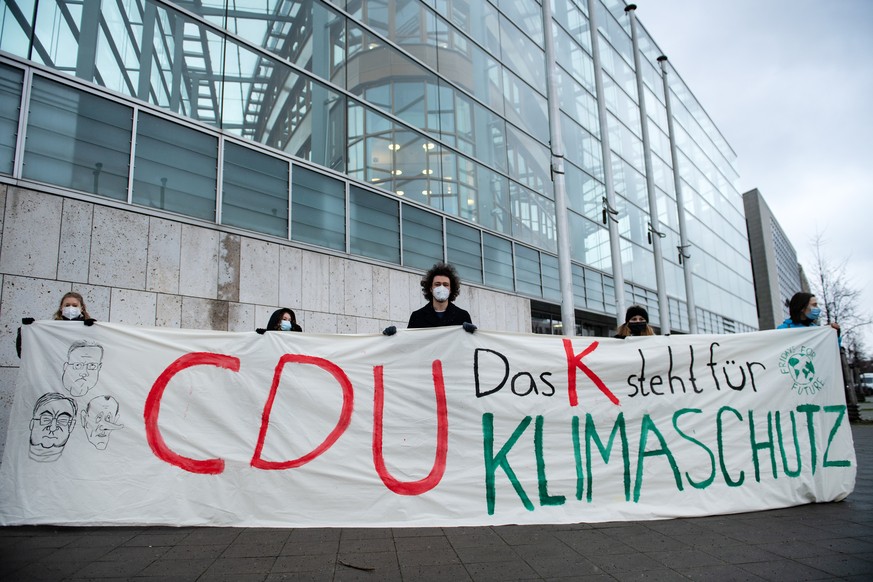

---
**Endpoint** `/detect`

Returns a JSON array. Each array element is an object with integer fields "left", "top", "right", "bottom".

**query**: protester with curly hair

[{"left": 406, "top": 262, "right": 475, "bottom": 331}]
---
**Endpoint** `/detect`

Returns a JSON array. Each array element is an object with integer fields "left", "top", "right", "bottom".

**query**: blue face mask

[
  {"left": 279, "top": 320, "right": 293, "bottom": 331},
  {"left": 807, "top": 307, "right": 821, "bottom": 321}
]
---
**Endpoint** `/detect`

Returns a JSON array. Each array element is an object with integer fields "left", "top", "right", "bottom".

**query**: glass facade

[{"left": 0, "top": 0, "right": 758, "bottom": 333}]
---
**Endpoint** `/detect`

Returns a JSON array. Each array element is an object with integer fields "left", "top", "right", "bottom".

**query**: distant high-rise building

[{"left": 743, "top": 188, "right": 805, "bottom": 329}]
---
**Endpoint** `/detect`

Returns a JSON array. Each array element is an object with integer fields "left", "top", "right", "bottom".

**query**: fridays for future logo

[{"left": 778, "top": 345, "right": 825, "bottom": 396}]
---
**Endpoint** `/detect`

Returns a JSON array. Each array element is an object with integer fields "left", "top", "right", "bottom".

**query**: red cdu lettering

[
  {"left": 562, "top": 339, "right": 619, "bottom": 407},
  {"left": 144, "top": 352, "right": 240, "bottom": 475},
  {"left": 251, "top": 354, "right": 354, "bottom": 470},
  {"left": 372, "top": 360, "right": 449, "bottom": 495}
]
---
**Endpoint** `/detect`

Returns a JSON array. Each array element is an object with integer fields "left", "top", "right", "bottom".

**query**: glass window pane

[
  {"left": 144, "top": 3, "right": 224, "bottom": 125},
  {"left": 556, "top": 67, "right": 598, "bottom": 137},
  {"left": 498, "top": 14, "right": 545, "bottom": 88},
  {"left": 348, "top": 101, "right": 444, "bottom": 211},
  {"left": 510, "top": 182, "right": 557, "bottom": 253},
  {"left": 402, "top": 204, "right": 444, "bottom": 270},
  {"left": 483, "top": 233, "right": 513, "bottom": 291},
  {"left": 603, "top": 274, "right": 616, "bottom": 314},
  {"left": 541, "top": 254, "right": 560, "bottom": 301},
  {"left": 515, "top": 244, "right": 541, "bottom": 297},
  {"left": 446, "top": 219, "right": 482, "bottom": 284},
  {"left": 222, "top": 38, "right": 346, "bottom": 171},
  {"left": 24, "top": 77, "right": 131, "bottom": 200},
  {"left": 475, "top": 166, "right": 510, "bottom": 235},
  {"left": 0, "top": 63, "right": 23, "bottom": 175},
  {"left": 0, "top": 0, "right": 33, "bottom": 57},
  {"left": 291, "top": 164, "right": 345, "bottom": 251},
  {"left": 616, "top": 197, "right": 649, "bottom": 246},
  {"left": 95, "top": 0, "right": 144, "bottom": 99},
  {"left": 506, "top": 123, "right": 550, "bottom": 197},
  {"left": 353, "top": 0, "right": 439, "bottom": 68},
  {"left": 565, "top": 162, "right": 603, "bottom": 221},
  {"left": 560, "top": 112, "right": 602, "bottom": 179},
  {"left": 32, "top": 0, "right": 78, "bottom": 72},
  {"left": 350, "top": 185, "right": 399, "bottom": 263},
  {"left": 448, "top": 85, "right": 508, "bottom": 174},
  {"left": 585, "top": 267, "right": 605, "bottom": 312},
  {"left": 439, "top": 31, "right": 504, "bottom": 114},
  {"left": 554, "top": 25, "right": 594, "bottom": 91},
  {"left": 569, "top": 212, "right": 611, "bottom": 272},
  {"left": 503, "top": 69, "right": 549, "bottom": 145},
  {"left": 222, "top": 142, "right": 289, "bottom": 237},
  {"left": 499, "top": 0, "right": 544, "bottom": 46},
  {"left": 572, "top": 263, "right": 586, "bottom": 309},
  {"left": 433, "top": 0, "right": 500, "bottom": 56},
  {"left": 133, "top": 112, "right": 217, "bottom": 219},
  {"left": 350, "top": 28, "right": 440, "bottom": 133},
  {"left": 177, "top": 0, "right": 346, "bottom": 86}
]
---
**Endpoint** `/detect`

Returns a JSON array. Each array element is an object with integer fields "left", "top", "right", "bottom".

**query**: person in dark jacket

[
  {"left": 260, "top": 307, "right": 302, "bottom": 333},
  {"left": 407, "top": 262, "right": 475, "bottom": 330},
  {"left": 614, "top": 305, "right": 655, "bottom": 338},
  {"left": 17, "top": 291, "right": 95, "bottom": 358},
  {"left": 53, "top": 291, "right": 92, "bottom": 321}
]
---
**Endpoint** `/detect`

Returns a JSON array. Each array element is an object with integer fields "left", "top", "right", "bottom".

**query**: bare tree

[
  {"left": 808, "top": 232, "right": 870, "bottom": 357},
  {"left": 807, "top": 233, "right": 870, "bottom": 420}
]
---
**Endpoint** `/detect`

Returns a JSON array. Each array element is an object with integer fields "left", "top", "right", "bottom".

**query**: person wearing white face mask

[
  {"left": 17, "top": 291, "right": 95, "bottom": 358},
  {"left": 53, "top": 291, "right": 91, "bottom": 321},
  {"left": 404, "top": 262, "right": 475, "bottom": 331}
]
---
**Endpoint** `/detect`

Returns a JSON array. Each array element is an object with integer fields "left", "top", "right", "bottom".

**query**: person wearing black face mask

[{"left": 614, "top": 305, "right": 655, "bottom": 338}]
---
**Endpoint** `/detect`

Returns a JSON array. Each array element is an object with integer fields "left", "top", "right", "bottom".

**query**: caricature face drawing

[
  {"left": 81, "top": 396, "right": 123, "bottom": 450},
  {"left": 29, "top": 393, "right": 77, "bottom": 462},
  {"left": 62, "top": 342, "right": 103, "bottom": 397}
]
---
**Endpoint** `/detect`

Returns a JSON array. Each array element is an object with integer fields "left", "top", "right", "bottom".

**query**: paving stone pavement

[{"left": 2, "top": 422, "right": 872, "bottom": 582}]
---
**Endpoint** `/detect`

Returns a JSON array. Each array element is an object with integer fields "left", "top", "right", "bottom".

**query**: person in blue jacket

[{"left": 777, "top": 292, "right": 841, "bottom": 338}]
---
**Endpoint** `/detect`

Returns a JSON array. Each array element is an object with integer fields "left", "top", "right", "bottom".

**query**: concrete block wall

[{"left": 0, "top": 183, "right": 532, "bottom": 457}]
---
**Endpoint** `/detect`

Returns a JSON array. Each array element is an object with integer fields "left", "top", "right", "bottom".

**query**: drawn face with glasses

[
  {"left": 29, "top": 393, "right": 77, "bottom": 462},
  {"left": 62, "top": 342, "right": 103, "bottom": 397}
]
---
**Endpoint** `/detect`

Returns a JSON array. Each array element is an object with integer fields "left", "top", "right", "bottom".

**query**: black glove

[
  {"left": 84, "top": 318, "right": 96, "bottom": 327},
  {"left": 463, "top": 322, "right": 477, "bottom": 333},
  {"left": 382, "top": 325, "right": 397, "bottom": 336},
  {"left": 255, "top": 328, "right": 266, "bottom": 335},
  {"left": 22, "top": 317, "right": 34, "bottom": 325}
]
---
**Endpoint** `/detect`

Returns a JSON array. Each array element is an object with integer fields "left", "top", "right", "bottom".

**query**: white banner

[{"left": 0, "top": 322, "right": 856, "bottom": 527}]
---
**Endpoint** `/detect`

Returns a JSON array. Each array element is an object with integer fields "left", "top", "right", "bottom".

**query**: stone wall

[{"left": 0, "top": 183, "right": 532, "bottom": 458}]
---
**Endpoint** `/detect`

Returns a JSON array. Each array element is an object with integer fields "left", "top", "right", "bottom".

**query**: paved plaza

[{"left": 2, "top": 411, "right": 872, "bottom": 581}]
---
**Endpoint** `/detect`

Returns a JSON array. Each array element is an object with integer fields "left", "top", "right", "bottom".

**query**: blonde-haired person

[
  {"left": 17, "top": 291, "right": 95, "bottom": 358},
  {"left": 614, "top": 305, "right": 655, "bottom": 338},
  {"left": 53, "top": 291, "right": 92, "bottom": 321}
]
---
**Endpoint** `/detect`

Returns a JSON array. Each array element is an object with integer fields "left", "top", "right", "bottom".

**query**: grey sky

[{"left": 638, "top": 0, "right": 873, "bottom": 349}]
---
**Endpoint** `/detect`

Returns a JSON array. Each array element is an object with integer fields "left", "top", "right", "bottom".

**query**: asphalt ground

[{"left": 1, "top": 408, "right": 872, "bottom": 581}]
